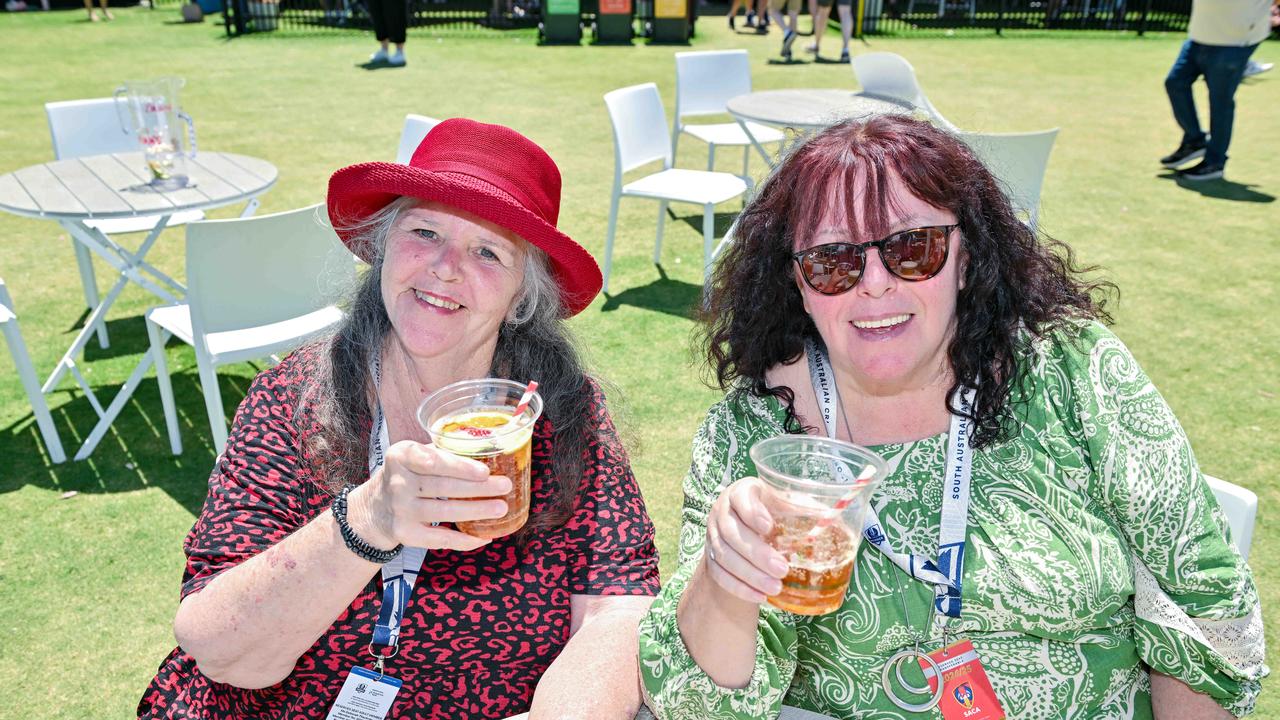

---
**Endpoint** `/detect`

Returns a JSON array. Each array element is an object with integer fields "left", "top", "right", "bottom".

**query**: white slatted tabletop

[
  {"left": 727, "top": 89, "right": 916, "bottom": 132},
  {"left": 0, "top": 151, "right": 277, "bottom": 221}
]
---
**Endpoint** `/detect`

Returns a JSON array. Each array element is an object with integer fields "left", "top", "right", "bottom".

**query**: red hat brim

[{"left": 327, "top": 161, "right": 602, "bottom": 317}]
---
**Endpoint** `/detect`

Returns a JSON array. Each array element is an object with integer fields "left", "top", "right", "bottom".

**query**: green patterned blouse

[{"left": 639, "top": 321, "right": 1267, "bottom": 719}]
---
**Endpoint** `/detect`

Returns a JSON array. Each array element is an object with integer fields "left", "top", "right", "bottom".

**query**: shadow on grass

[
  {"left": 77, "top": 315, "right": 161, "bottom": 363},
  {"left": 1158, "top": 172, "right": 1276, "bottom": 203},
  {"left": 599, "top": 266, "right": 704, "bottom": 319},
  {"left": 673, "top": 211, "right": 739, "bottom": 238},
  {"left": 0, "top": 365, "right": 261, "bottom": 517}
]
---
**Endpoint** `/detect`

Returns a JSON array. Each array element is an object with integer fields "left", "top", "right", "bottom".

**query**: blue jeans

[{"left": 1165, "top": 40, "right": 1259, "bottom": 167}]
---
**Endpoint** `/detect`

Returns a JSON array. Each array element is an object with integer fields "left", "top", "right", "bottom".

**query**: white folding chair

[
  {"left": 958, "top": 128, "right": 1059, "bottom": 231},
  {"left": 672, "top": 50, "right": 785, "bottom": 185},
  {"left": 46, "top": 98, "right": 207, "bottom": 349},
  {"left": 146, "top": 204, "right": 356, "bottom": 455},
  {"left": 396, "top": 113, "right": 442, "bottom": 164},
  {"left": 1205, "top": 475, "right": 1257, "bottom": 561},
  {"left": 852, "top": 52, "right": 960, "bottom": 133},
  {"left": 0, "top": 279, "right": 67, "bottom": 463},
  {"left": 603, "top": 83, "right": 748, "bottom": 293}
]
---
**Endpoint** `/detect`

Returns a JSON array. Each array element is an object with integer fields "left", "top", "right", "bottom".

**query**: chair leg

[
  {"left": 654, "top": 201, "right": 669, "bottom": 265},
  {"left": 146, "top": 316, "right": 182, "bottom": 456},
  {"left": 702, "top": 203, "right": 716, "bottom": 282},
  {"left": 707, "top": 144, "right": 717, "bottom": 172},
  {"left": 195, "top": 355, "right": 229, "bottom": 455},
  {"left": 742, "top": 146, "right": 753, "bottom": 192},
  {"left": 603, "top": 190, "right": 622, "bottom": 294},
  {"left": 71, "top": 239, "right": 109, "bottom": 349},
  {"left": 2, "top": 321, "right": 66, "bottom": 463}
]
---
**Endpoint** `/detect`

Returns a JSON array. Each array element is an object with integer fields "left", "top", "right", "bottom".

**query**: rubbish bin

[
  {"left": 540, "top": 0, "right": 583, "bottom": 44},
  {"left": 650, "top": 0, "right": 688, "bottom": 42},
  {"left": 594, "top": 0, "right": 633, "bottom": 42}
]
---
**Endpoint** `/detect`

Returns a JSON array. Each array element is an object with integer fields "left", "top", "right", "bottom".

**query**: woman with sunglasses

[{"left": 637, "top": 116, "right": 1265, "bottom": 719}]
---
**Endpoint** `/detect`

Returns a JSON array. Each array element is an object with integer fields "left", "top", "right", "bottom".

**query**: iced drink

[
  {"left": 765, "top": 515, "right": 858, "bottom": 615},
  {"left": 419, "top": 380, "right": 542, "bottom": 540},
  {"left": 750, "top": 435, "right": 885, "bottom": 616}
]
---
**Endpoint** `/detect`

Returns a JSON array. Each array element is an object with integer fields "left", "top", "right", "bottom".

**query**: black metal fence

[
  {"left": 219, "top": 0, "right": 1188, "bottom": 36},
  {"left": 223, "top": 0, "right": 539, "bottom": 36},
  {"left": 858, "top": 0, "right": 1190, "bottom": 35}
]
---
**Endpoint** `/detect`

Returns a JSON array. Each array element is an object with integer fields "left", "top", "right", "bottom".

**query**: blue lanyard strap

[
  {"left": 368, "top": 354, "right": 427, "bottom": 648},
  {"left": 805, "top": 339, "right": 974, "bottom": 618}
]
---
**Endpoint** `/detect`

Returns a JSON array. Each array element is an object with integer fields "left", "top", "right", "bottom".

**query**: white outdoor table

[
  {"left": 726, "top": 89, "right": 917, "bottom": 165},
  {"left": 0, "top": 150, "right": 277, "bottom": 460}
]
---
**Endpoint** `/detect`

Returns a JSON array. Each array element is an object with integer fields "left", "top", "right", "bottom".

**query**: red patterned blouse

[{"left": 137, "top": 348, "right": 660, "bottom": 719}]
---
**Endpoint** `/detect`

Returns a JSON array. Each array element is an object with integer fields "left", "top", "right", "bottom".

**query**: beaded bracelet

[{"left": 331, "top": 484, "right": 403, "bottom": 564}]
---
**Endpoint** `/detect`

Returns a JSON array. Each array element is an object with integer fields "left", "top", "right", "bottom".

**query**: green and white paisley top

[{"left": 639, "top": 321, "right": 1267, "bottom": 719}]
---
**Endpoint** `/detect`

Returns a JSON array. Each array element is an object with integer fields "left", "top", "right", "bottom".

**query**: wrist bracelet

[{"left": 332, "top": 484, "right": 402, "bottom": 564}]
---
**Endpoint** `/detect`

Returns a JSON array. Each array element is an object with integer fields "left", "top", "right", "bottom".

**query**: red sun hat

[{"left": 327, "top": 118, "right": 602, "bottom": 317}]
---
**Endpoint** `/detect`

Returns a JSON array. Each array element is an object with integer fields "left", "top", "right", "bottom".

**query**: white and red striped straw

[
  {"left": 513, "top": 380, "right": 539, "bottom": 418},
  {"left": 806, "top": 463, "right": 877, "bottom": 539}
]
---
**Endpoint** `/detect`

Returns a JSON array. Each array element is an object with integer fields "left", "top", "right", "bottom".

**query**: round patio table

[
  {"left": 0, "top": 150, "right": 277, "bottom": 460},
  {"left": 727, "top": 89, "right": 917, "bottom": 165}
]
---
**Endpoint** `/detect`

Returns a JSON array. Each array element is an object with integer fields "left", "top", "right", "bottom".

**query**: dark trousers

[
  {"left": 368, "top": 0, "right": 408, "bottom": 43},
  {"left": 1164, "top": 39, "right": 1259, "bottom": 167}
]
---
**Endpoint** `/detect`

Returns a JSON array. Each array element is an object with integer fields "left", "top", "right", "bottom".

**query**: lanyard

[
  {"left": 368, "top": 354, "right": 428, "bottom": 649},
  {"left": 804, "top": 339, "right": 974, "bottom": 618}
]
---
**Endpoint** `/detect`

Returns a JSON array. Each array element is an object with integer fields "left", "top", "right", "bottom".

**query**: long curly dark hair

[{"left": 699, "top": 115, "right": 1115, "bottom": 449}]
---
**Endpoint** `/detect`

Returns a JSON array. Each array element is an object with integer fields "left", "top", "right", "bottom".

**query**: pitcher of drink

[
  {"left": 750, "top": 435, "right": 885, "bottom": 616},
  {"left": 114, "top": 77, "right": 197, "bottom": 190},
  {"left": 418, "top": 379, "right": 543, "bottom": 540}
]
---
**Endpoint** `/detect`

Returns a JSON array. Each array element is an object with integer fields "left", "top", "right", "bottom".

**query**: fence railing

[
  {"left": 224, "top": 0, "right": 539, "bottom": 36},
  {"left": 220, "top": 0, "right": 1187, "bottom": 35}
]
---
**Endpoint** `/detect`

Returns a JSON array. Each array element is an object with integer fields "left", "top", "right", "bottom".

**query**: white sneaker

[
  {"left": 1243, "top": 59, "right": 1273, "bottom": 78},
  {"left": 388, "top": 50, "right": 406, "bottom": 66},
  {"left": 370, "top": 48, "right": 389, "bottom": 63}
]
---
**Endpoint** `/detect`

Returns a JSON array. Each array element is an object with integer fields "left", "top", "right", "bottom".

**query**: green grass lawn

[{"left": 0, "top": 7, "right": 1276, "bottom": 717}]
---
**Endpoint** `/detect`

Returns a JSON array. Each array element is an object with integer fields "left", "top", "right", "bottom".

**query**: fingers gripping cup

[
  {"left": 419, "top": 379, "right": 543, "bottom": 540},
  {"left": 750, "top": 436, "right": 885, "bottom": 616}
]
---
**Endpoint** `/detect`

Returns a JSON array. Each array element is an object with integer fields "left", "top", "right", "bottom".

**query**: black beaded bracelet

[{"left": 332, "top": 484, "right": 403, "bottom": 564}]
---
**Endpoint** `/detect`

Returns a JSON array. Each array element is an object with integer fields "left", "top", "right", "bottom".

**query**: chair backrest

[
  {"left": 674, "top": 50, "right": 754, "bottom": 121},
  {"left": 396, "top": 113, "right": 442, "bottom": 164},
  {"left": 958, "top": 128, "right": 1059, "bottom": 229},
  {"left": 46, "top": 98, "right": 140, "bottom": 160},
  {"left": 1205, "top": 475, "right": 1257, "bottom": 561},
  {"left": 604, "top": 83, "right": 673, "bottom": 175},
  {"left": 851, "top": 52, "right": 959, "bottom": 132},
  {"left": 184, "top": 204, "right": 357, "bottom": 339}
]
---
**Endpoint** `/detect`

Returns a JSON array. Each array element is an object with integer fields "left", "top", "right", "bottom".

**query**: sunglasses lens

[
  {"left": 883, "top": 227, "right": 948, "bottom": 280},
  {"left": 800, "top": 245, "right": 863, "bottom": 295}
]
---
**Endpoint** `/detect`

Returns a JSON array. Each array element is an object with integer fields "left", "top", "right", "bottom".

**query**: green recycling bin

[
  {"left": 650, "top": 0, "right": 688, "bottom": 43},
  {"left": 594, "top": 0, "right": 633, "bottom": 43},
  {"left": 541, "top": 0, "right": 583, "bottom": 44}
]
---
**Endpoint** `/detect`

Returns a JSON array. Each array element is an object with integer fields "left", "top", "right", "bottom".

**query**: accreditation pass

[{"left": 326, "top": 666, "right": 403, "bottom": 720}]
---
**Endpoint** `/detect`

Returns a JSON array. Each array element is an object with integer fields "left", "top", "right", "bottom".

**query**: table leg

[
  {"left": 73, "top": 350, "right": 156, "bottom": 461},
  {"left": 736, "top": 117, "right": 779, "bottom": 167},
  {"left": 70, "top": 238, "right": 109, "bottom": 349}
]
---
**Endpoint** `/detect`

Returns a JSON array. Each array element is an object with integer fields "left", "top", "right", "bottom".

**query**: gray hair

[{"left": 299, "top": 197, "right": 594, "bottom": 538}]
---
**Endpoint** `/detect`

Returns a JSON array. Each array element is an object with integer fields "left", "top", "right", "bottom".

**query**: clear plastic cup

[
  {"left": 750, "top": 435, "right": 885, "bottom": 615},
  {"left": 418, "top": 379, "right": 543, "bottom": 540}
]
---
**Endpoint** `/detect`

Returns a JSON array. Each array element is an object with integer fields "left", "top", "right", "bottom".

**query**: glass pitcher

[{"left": 114, "top": 77, "right": 197, "bottom": 190}]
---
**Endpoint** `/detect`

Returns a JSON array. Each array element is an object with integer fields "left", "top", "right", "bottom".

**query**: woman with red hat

[{"left": 137, "top": 119, "right": 660, "bottom": 720}]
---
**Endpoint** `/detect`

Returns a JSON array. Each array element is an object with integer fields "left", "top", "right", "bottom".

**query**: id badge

[
  {"left": 326, "top": 666, "right": 403, "bottom": 720},
  {"left": 919, "top": 639, "right": 1005, "bottom": 720}
]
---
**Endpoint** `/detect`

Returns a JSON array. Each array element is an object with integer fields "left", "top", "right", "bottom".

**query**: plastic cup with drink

[
  {"left": 418, "top": 378, "right": 542, "bottom": 540},
  {"left": 749, "top": 435, "right": 885, "bottom": 616}
]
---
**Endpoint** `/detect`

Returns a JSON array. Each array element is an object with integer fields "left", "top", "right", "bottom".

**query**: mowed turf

[{"left": 0, "top": 8, "right": 1276, "bottom": 717}]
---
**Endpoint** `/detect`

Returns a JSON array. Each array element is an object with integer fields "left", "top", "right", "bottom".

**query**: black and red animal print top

[{"left": 137, "top": 348, "right": 660, "bottom": 720}]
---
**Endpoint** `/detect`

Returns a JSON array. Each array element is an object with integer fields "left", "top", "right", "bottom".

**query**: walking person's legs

[
  {"left": 835, "top": 0, "right": 853, "bottom": 60},
  {"left": 809, "top": 0, "right": 832, "bottom": 53},
  {"left": 387, "top": 0, "right": 408, "bottom": 65},
  {"left": 367, "top": 0, "right": 392, "bottom": 61},
  {"left": 1161, "top": 40, "right": 1208, "bottom": 168},
  {"left": 1180, "top": 43, "right": 1258, "bottom": 179}
]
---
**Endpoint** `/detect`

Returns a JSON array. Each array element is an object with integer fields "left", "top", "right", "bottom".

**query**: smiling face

[
  {"left": 795, "top": 171, "right": 964, "bottom": 396},
  {"left": 380, "top": 200, "right": 526, "bottom": 373}
]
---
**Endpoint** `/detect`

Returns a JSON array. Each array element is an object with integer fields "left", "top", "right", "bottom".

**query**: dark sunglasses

[{"left": 791, "top": 224, "right": 959, "bottom": 296}]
